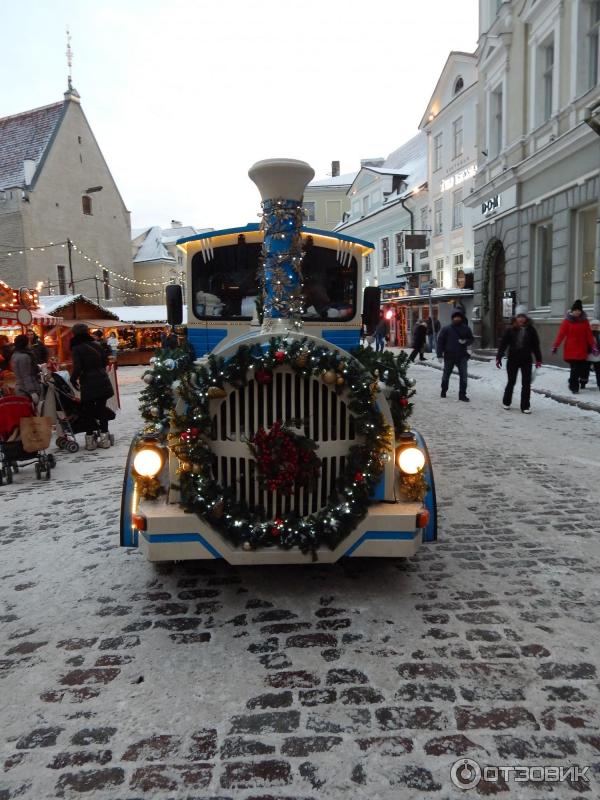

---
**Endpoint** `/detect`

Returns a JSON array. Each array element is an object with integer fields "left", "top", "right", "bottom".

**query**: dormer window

[
  {"left": 82, "top": 195, "right": 92, "bottom": 215},
  {"left": 453, "top": 76, "right": 464, "bottom": 95}
]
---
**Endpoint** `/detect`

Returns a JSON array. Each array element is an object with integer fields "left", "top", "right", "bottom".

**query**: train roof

[{"left": 176, "top": 224, "right": 374, "bottom": 254}]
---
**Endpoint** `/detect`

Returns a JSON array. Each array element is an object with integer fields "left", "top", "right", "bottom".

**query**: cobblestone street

[{"left": 1, "top": 363, "right": 599, "bottom": 799}]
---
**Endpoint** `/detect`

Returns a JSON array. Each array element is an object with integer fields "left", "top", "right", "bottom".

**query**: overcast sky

[{"left": 2, "top": 0, "right": 478, "bottom": 231}]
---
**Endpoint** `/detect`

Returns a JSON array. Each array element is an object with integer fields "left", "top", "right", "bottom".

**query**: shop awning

[{"left": 32, "top": 310, "right": 63, "bottom": 326}]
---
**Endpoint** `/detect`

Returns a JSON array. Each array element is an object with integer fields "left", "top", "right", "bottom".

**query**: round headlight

[
  {"left": 397, "top": 446, "right": 425, "bottom": 474},
  {"left": 133, "top": 447, "right": 163, "bottom": 478}
]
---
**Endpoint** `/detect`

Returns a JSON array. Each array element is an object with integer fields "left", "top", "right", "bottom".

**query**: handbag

[{"left": 19, "top": 416, "right": 53, "bottom": 453}]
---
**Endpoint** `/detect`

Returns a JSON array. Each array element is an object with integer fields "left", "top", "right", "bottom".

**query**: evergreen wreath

[
  {"left": 137, "top": 337, "right": 422, "bottom": 556},
  {"left": 248, "top": 421, "right": 321, "bottom": 494}
]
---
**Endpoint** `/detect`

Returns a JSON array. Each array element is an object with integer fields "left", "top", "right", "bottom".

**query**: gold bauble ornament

[
  {"left": 180, "top": 462, "right": 192, "bottom": 472},
  {"left": 322, "top": 370, "right": 337, "bottom": 385},
  {"left": 336, "top": 376, "right": 345, "bottom": 386},
  {"left": 242, "top": 541, "right": 253, "bottom": 551},
  {"left": 207, "top": 386, "right": 227, "bottom": 399},
  {"left": 295, "top": 354, "right": 308, "bottom": 368},
  {"left": 192, "top": 464, "right": 202, "bottom": 474}
]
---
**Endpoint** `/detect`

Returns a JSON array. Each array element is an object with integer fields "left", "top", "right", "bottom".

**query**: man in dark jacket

[
  {"left": 70, "top": 323, "right": 115, "bottom": 451},
  {"left": 436, "top": 310, "right": 474, "bottom": 401},
  {"left": 26, "top": 330, "right": 49, "bottom": 365},
  {"left": 496, "top": 305, "right": 542, "bottom": 413},
  {"left": 409, "top": 320, "right": 428, "bottom": 362}
]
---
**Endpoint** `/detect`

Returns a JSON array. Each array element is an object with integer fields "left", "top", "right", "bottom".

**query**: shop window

[
  {"left": 452, "top": 188, "right": 463, "bottom": 229},
  {"left": 434, "top": 133, "right": 443, "bottom": 171},
  {"left": 434, "top": 198, "right": 443, "bottom": 236},
  {"left": 395, "top": 233, "right": 404, "bottom": 265},
  {"left": 576, "top": 206, "right": 597, "bottom": 304},
  {"left": 453, "top": 116, "right": 463, "bottom": 159},
  {"left": 435, "top": 257, "right": 445, "bottom": 289},
  {"left": 304, "top": 201, "right": 316, "bottom": 222},
  {"left": 381, "top": 237, "right": 390, "bottom": 269},
  {"left": 533, "top": 221, "right": 553, "bottom": 307},
  {"left": 326, "top": 200, "right": 342, "bottom": 224}
]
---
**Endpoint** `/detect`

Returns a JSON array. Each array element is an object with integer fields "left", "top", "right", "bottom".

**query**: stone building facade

[
  {"left": 466, "top": 0, "right": 600, "bottom": 358},
  {"left": 0, "top": 87, "right": 132, "bottom": 305}
]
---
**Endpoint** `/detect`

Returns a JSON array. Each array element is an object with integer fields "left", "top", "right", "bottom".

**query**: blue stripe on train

[
  {"left": 187, "top": 328, "right": 228, "bottom": 357},
  {"left": 343, "top": 530, "right": 417, "bottom": 557},
  {"left": 321, "top": 329, "right": 361, "bottom": 351},
  {"left": 141, "top": 532, "right": 223, "bottom": 558}
]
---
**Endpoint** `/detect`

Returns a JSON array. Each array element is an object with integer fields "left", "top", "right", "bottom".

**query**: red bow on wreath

[{"left": 248, "top": 421, "right": 320, "bottom": 495}]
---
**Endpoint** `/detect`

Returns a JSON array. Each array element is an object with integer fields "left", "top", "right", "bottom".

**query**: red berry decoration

[
  {"left": 248, "top": 421, "right": 320, "bottom": 495},
  {"left": 274, "top": 350, "right": 285, "bottom": 363},
  {"left": 256, "top": 369, "right": 273, "bottom": 385}
]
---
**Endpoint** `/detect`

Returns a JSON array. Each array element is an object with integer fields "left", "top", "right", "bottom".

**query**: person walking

[
  {"left": 426, "top": 316, "right": 440, "bottom": 354},
  {"left": 436, "top": 309, "right": 474, "bottom": 402},
  {"left": 551, "top": 300, "right": 597, "bottom": 394},
  {"left": 70, "top": 323, "right": 115, "bottom": 450},
  {"left": 496, "top": 305, "right": 542, "bottom": 414},
  {"left": 26, "top": 330, "right": 49, "bottom": 365},
  {"left": 582, "top": 318, "right": 600, "bottom": 390},
  {"left": 10, "top": 334, "right": 42, "bottom": 403},
  {"left": 408, "top": 319, "right": 428, "bottom": 362},
  {"left": 106, "top": 331, "right": 119, "bottom": 356},
  {"left": 374, "top": 314, "right": 388, "bottom": 353}
]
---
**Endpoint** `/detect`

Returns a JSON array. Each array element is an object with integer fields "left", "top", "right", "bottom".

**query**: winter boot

[
  {"left": 98, "top": 432, "right": 111, "bottom": 449},
  {"left": 85, "top": 434, "right": 97, "bottom": 451}
]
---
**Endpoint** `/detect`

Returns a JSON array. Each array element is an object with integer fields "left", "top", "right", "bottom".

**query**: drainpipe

[{"left": 584, "top": 101, "right": 600, "bottom": 320}]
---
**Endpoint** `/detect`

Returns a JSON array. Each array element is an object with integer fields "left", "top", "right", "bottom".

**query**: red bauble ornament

[
  {"left": 256, "top": 369, "right": 273, "bottom": 385},
  {"left": 274, "top": 350, "right": 285, "bottom": 363},
  {"left": 354, "top": 472, "right": 364, "bottom": 482},
  {"left": 399, "top": 397, "right": 409, "bottom": 407},
  {"left": 180, "top": 431, "right": 190, "bottom": 442},
  {"left": 189, "top": 427, "right": 200, "bottom": 437}
]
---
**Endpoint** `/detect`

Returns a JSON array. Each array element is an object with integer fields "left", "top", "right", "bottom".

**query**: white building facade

[
  {"left": 420, "top": 52, "right": 478, "bottom": 306},
  {"left": 466, "top": 0, "right": 600, "bottom": 356}
]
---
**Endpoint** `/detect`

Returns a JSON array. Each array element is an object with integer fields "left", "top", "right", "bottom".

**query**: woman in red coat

[{"left": 552, "top": 299, "right": 597, "bottom": 393}]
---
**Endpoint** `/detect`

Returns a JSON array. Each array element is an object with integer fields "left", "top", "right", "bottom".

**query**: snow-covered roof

[
  {"left": 345, "top": 134, "right": 427, "bottom": 198},
  {"left": 161, "top": 226, "right": 197, "bottom": 242},
  {"left": 308, "top": 171, "right": 358, "bottom": 188},
  {"left": 133, "top": 226, "right": 175, "bottom": 263},
  {"left": 110, "top": 305, "right": 188, "bottom": 324},
  {"left": 0, "top": 101, "right": 64, "bottom": 189},
  {"left": 38, "top": 294, "right": 120, "bottom": 320}
]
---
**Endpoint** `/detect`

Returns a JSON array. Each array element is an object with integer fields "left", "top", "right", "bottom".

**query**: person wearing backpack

[{"left": 70, "top": 323, "right": 115, "bottom": 450}]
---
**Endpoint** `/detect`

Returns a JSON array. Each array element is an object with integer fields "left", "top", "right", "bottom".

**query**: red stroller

[{"left": 0, "top": 395, "right": 55, "bottom": 484}]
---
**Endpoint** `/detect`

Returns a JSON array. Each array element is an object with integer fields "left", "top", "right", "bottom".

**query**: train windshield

[{"left": 191, "top": 236, "right": 357, "bottom": 322}]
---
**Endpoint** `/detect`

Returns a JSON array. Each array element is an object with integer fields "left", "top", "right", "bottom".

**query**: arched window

[
  {"left": 82, "top": 195, "right": 92, "bottom": 215},
  {"left": 454, "top": 76, "right": 464, "bottom": 95}
]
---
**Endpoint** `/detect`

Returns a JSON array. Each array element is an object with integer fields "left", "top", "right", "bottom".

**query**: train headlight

[
  {"left": 133, "top": 447, "right": 164, "bottom": 478},
  {"left": 396, "top": 446, "right": 425, "bottom": 475}
]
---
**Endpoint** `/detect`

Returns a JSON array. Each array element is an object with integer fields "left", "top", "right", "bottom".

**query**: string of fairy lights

[{"left": 0, "top": 238, "right": 184, "bottom": 300}]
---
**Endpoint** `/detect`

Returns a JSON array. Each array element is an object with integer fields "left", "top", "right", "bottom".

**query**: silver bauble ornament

[
  {"left": 150, "top": 406, "right": 160, "bottom": 417},
  {"left": 142, "top": 372, "right": 154, "bottom": 384},
  {"left": 163, "top": 358, "right": 175, "bottom": 370}
]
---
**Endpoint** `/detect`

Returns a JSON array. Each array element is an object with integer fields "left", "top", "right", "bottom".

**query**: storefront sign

[
  {"left": 441, "top": 164, "right": 478, "bottom": 192},
  {"left": 481, "top": 195, "right": 500, "bottom": 215}
]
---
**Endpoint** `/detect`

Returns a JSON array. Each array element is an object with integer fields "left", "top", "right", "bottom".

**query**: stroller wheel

[
  {"left": 56, "top": 437, "right": 67, "bottom": 449},
  {"left": 67, "top": 441, "right": 79, "bottom": 453},
  {"left": 35, "top": 464, "right": 42, "bottom": 480},
  {"left": 48, "top": 455, "right": 57, "bottom": 468}
]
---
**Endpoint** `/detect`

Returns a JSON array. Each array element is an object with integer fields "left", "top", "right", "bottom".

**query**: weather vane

[{"left": 66, "top": 27, "right": 73, "bottom": 90}]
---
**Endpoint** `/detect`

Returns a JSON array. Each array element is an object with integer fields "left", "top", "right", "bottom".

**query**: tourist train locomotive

[{"left": 121, "top": 159, "right": 437, "bottom": 564}]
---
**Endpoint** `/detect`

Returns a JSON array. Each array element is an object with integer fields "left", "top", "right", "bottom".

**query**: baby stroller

[
  {"left": 0, "top": 395, "right": 55, "bottom": 484},
  {"left": 44, "top": 372, "right": 115, "bottom": 452}
]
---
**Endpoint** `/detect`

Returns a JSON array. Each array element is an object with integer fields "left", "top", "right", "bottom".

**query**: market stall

[{"left": 110, "top": 305, "right": 188, "bottom": 366}]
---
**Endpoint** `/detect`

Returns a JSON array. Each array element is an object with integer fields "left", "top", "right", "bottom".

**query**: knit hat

[
  {"left": 514, "top": 305, "right": 529, "bottom": 317},
  {"left": 451, "top": 309, "right": 465, "bottom": 320},
  {"left": 571, "top": 299, "right": 583, "bottom": 312},
  {"left": 71, "top": 323, "right": 90, "bottom": 337},
  {"left": 590, "top": 319, "right": 600, "bottom": 327}
]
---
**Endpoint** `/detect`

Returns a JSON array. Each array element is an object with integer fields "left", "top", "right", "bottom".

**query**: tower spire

[{"left": 66, "top": 26, "right": 73, "bottom": 91}]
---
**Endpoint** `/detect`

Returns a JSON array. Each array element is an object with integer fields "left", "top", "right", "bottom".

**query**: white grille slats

[{"left": 209, "top": 366, "right": 357, "bottom": 519}]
